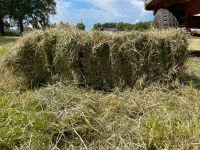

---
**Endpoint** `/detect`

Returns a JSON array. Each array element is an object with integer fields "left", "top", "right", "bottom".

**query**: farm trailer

[{"left": 145, "top": 0, "right": 200, "bottom": 29}]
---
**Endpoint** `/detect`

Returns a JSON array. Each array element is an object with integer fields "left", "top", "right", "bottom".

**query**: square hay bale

[{"left": 3, "top": 26, "right": 188, "bottom": 89}]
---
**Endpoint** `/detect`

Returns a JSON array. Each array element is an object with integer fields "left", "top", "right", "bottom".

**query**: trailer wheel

[{"left": 152, "top": 9, "right": 179, "bottom": 29}]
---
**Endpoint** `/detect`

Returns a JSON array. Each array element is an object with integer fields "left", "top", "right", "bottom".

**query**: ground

[
  {"left": 0, "top": 36, "right": 18, "bottom": 47},
  {"left": 189, "top": 38, "right": 200, "bottom": 51},
  {"left": 0, "top": 35, "right": 200, "bottom": 149}
]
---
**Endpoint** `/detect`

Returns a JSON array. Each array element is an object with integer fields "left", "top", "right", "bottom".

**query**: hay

[
  {"left": 3, "top": 26, "right": 188, "bottom": 89},
  {"left": 1, "top": 83, "right": 200, "bottom": 149}
]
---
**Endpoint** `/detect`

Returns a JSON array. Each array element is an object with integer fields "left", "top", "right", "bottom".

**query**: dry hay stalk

[{"left": 3, "top": 26, "right": 188, "bottom": 89}]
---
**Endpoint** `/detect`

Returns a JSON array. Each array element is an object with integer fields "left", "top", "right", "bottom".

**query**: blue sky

[{"left": 51, "top": 0, "right": 154, "bottom": 29}]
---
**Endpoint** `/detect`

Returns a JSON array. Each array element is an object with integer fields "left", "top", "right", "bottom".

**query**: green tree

[
  {"left": 92, "top": 21, "right": 151, "bottom": 31},
  {"left": 7, "top": 0, "right": 31, "bottom": 33},
  {"left": 134, "top": 21, "right": 151, "bottom": 31},
  {"left": 102, "top": 22, "right": 116, "bottom": 28},
  {"left": 116, "top": 22, "right": 135, "bottom": 31},
  {"left": 93, "top": 23, "right": 102, "bottom": 30},
  {"left": 76, "top": 22, "right": 85, "bottom": 30},
  {"left": 29, "top": 0, "right": 56, "bottom": 29},
  {"left": 8, "top": 0, "right": 56, "bottom": 33},
  {"left": 0, "top": 0, "right": 8, "bottom": 34}
]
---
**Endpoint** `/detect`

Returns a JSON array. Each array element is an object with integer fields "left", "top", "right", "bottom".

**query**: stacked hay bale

[{"left": 4, "top": 26, "right": 188, "bottom": 89}]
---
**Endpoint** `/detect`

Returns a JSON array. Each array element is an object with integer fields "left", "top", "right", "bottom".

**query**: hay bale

[
  {"left": 4, "top": 30, "right": 56, "bottom": 86},
  {"left": 4, "top": 26, "right": 188, "bottom": 89}
]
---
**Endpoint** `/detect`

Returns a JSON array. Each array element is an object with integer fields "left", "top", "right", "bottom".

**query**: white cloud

[
  {"left": 127, "top": 0, "right": 146, "bottom": 15},
  {"left": 128, "top": 0, "right": 144, "bottom": 8},
  {"left": 55, "top": 0, "right": 72, "bottom": 9}
]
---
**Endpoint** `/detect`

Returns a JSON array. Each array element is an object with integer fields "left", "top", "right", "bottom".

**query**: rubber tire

[{"left": 152, "top": 9, "right": 179, "bottom": 29}]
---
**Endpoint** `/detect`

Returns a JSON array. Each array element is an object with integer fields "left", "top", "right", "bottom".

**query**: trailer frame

[{"left": 145, "top": 0, "right": 200, "bottom": 29}]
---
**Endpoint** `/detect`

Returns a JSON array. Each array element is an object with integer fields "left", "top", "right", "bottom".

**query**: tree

[
  {"left": 102, "top": 22, "right": 116, "bottom": 28},
  {"left": 116, "top": 22, "right": 135, "bottom": 31},
  {"left": 8, "top": 0, "right": 56, "bottom": 33},
  {"left": 134, "top": 21, "right": 151, "bottom": 31},
  {"left": 29, "top": 0, "right": 56, "bottom": 29},
  {"left": 76, "top": 22, "right": 85, "bottom": 30},
  {"left": 0, "top": 0, "right": 8, "bottom": 34},
  {"left": 8, "top": 0, "right": 30, "bottom": 33},
  {"left": 93, "top": 23, "right": 102, "bottom": 30},
  {"left": 0, "top": 13, "right": 5, "bottom": 34},
  {"left": 92, "top": 21, "right": 151, "bottom": 31}
]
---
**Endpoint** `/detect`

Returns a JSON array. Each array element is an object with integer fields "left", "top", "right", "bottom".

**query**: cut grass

[
  {"left": 188, "top": 39, "right": 200, "bottom": 51},
  {"left": 186, "top": 57, "right": 200, "bottom": 77},
  {"left": 1, "top": 83, "right": 200, "bottom": 149},
  {"left": 0, "top": 36, "right": 18, "bottom": 57},
  {"left": 0, "top": 33, "right": 200, "bottom": 149},
  {"left": 189, "top": 36, "right": 200, "bottom": 40},
  {"left": 0, "top": 47, "right": 9, "bottom": 57},
  {"left": 0, "top": 36, "right": 18, "bottom": 47}
]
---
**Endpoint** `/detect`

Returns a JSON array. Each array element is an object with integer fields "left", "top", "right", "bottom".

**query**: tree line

[
  {"left": 0, "top": 0, "right": 56, "bottom": 34},
  {"left": 93, "top": 21, "right": 151, "bottom": 31},
  {"left": 58, "top": 21, "right": 151, "bottom": 31},
  {"left": 56, "top": 21, "right": 151, "bottom": 31}
]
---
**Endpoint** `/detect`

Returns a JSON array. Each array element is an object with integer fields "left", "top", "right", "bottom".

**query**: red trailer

[{"left": 145, "top": 0, "right": 200, "bottom": 29}]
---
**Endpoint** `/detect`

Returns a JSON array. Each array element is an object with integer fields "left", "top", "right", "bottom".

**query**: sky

[{"left": 51, "top": 0, "right": 154, "bottom": 29}]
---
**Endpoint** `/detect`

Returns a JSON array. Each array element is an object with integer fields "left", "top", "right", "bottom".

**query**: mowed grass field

[
  {"left": 0, "top": 36, "right": 200, "bottom": 149},
  {"left": 0, "top": 36, "right": 18, "bottom": 46},
  {"left": 0, "top": 36, "right": 18, "bottom": 56},
  {"left": 189, "top": 38, "right": 200, "bottom": 51}
]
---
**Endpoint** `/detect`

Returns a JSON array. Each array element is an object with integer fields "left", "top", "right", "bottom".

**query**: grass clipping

[
  {"left": 1, "top": 84, "right": 200, "bottom": 149},
  {"left": 4, "top": 26, "right": 188, "bottom": 89}
]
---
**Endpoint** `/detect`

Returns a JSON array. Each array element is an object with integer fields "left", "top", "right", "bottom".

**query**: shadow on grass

[
  {"left": 0, "top": 31, "right": 20, "bottom": 36},
  {"left": 190, "top": 50, "right": 200, "bottom": 57},
  {"left": 179, "top": 73, "right": 200, "bottom": 89}
]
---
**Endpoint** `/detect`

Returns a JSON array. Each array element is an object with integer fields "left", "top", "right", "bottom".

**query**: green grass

[
  {"left": 1, "top": 82, "right": 200, "bottom": 149},
  {"left": 189, "top": 39, "right": 200, "bottom": 51},
  {"left": 0, "top": 36, "right": 18, "bottom": 57},
  {"left": 0, "top": 47, "right": 9, "bottom": 56},
  {"left": 0, "top": 36, "right": 200, "bottom": 149},
  {"left": 0, "top": 36, "right": 18, "bottom": 47},
  {"left": 189, "top": 36, "right": 200, "bottom": 40}
]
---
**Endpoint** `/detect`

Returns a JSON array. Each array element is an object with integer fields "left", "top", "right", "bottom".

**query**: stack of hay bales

[{"left": 4, "top": 26, "right": 188, "bottom": 89}]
